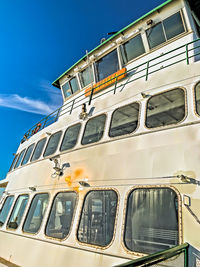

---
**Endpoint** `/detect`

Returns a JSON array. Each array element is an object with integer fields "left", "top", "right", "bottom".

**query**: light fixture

[
  {"left": 29, "top": 187, "right": 36, "bottom": 192},
  {"left": 46, "top": 132, "right": 52, "bottom": 136},
  {"left": 146, "top": 19, "right": 153, "bottom": 26},
  {"left": 78, "top": 179, "right": 90, "bottom": 187},
  {"left": 141, "top": 92, "right": 151, "bottom": 98},
  {"left": 50, "top": 156, "right": 70, "bottom": 178},
  {"left": 79, "top": 103, "right": 88, "bottom": 120}
]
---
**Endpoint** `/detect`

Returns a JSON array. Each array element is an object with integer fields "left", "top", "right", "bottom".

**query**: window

[
  {"left": 95, "top": 49, "right": 119, "bottom": 81},
  {"left": 23, "top": 193, "right": 49, "bottom": 234},
  {"left": 45, "top": 192, "right": 77, "bottom": 239},
  {"left": 80, "top": 66, "right": 94, "bottom": 88},
  {"left": 82, "top": 114, "right": 106, "bottom": 145},
  {"left": 60, "top": 123, "right": 81, "bottom": 151},
  {"left": 31, "top": 138, "right": 46, "bottom": 162},
  {"left": 7, "top": 195, "right": 29, "bottom": 229},
  {"left": 146, "top": 12, "right": 185, "bottom": 49},
  {"left": 9, "top": 154, "right": 19, "bottom": 172},
  {"left": 146, "top": 88, "right": 185, "bottom": 128},
  {"left": 62, "top": 77, "right": 79, "bottom": 98},
  {"left": 109, "top": 102, "right": 139, "bottom": 137},
  {"left": 120, "top": 34, "right": 145, "bottom": 64},
  {"left": 14, "top": 149, "right": 26, "bottom": 169},
  {"left": 195, "top": 82, "right": 200, "bottom": 115},
  {"left": 21, "top": 144, "right": 34, "bottom": 166},
  {"left": 0, "top": 196, "right": 14, "bottom": 227},
  {"left": 124, "top": 188, "right": 179, "bottom": 254},
  {"left": 77, "top": 190, "right": 118, "bottom": 247},
  {"left": 44, "top": 131, "right": 62, "bottom": 157}
]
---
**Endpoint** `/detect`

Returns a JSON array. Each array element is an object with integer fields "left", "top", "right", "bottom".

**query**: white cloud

[{"left": 0, "top": 94, "right": 58, "bottom": 115}]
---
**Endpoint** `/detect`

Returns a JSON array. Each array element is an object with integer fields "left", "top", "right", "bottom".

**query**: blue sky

[{"left": 0, "top": 0, "right": 165, "bottom": 179}]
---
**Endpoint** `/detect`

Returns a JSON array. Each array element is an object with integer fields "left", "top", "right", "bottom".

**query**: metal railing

[{"left": 21, "top": 38, "right": 200, "bottom": 143}]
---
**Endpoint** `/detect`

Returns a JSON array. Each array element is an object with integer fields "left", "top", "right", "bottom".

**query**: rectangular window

[
  {"left": 109, "top": 102, "right": 139, "bottom": 137},
  {"left": 44, "top": 131, "right": 62, "bottom": 157},
  {"left": 146, "top": 22, "right": 166, "bottom": 49},
  {"left": 146, "top": 88, "right": 185, "bottom": 128},
  {"left": 23, "top": 193, "right": 49, "bottom": 234},
  {"left": 21, "top": 144, "right": 35, "bottom": 166},
  {"left": 120, "top": 34, "right": 145, "bottom": 64},
  {"left": 77, "top": 190, "right": 118, "bottom": 247},
  {"left": 60, "top": 123, "right": 81, "bottom": 151},
  {"left": 45, "top": 192, "right": 77, "bottom": 239},
  {"left": 195, "top": 82, "right": 200, "bottom": 115},
  {"left": 82, "top": 114, "right": 106, "bottom": 145},
  {"left": 80, "top": 66, "right": 94, "bottom": 88},
  {"left": 14, "top": 149, "right": 26, "bottom": 169},
  {"left": 95, "top": 49, "right": 119, "bottom": 81},
  {"left": 31, "top": 138, "right": 46, "bottom": 162},
  {"left": 7, "top": 195, "right": 29, "bottom": 229},
  {"left": 124, "top": 188, "right": 179, "bottom": 254},
  {"left": 62, "top": 77, "right": 79, "bottom": 98},
  {"left": 0, "top": 196, "right": 14, "bottom": 227}
]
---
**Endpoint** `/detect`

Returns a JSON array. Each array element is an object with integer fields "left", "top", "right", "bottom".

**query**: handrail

[{"left": 21, "top": 38, "right": 200, "bottom": 143}]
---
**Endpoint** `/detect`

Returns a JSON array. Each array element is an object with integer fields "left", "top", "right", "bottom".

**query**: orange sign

[{"left": 85, "top": 68, "right": 127, "bottom": 97}]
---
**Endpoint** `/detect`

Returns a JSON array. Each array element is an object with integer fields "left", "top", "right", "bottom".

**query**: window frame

[
  {"left": 43, "top": 131, "right": 62, "bottom": 158},
  {"left": 9, "top": 154, "right": 19, "bottom": 172},
  {"left": 30, "top": 137, "right": 47, "bottom": 162},
  {"left": 76, "top": 188, "right": 119, "bottom": 249},
  {"left": 194, "top": 81, "right": 200, "bottom": 117},
  {"left": 21, "top": 143, "right": 35, "bottom": 166},
  {"left": 122, "top": 185, "right": 182, "bottom": 255},
  {"left": 60, "top": 123, "right": 82, "bottom": 152},
  {"left": 14, "top": 149, "right": 26, "bottom": 169},
  {"left": 79, "top": 65, "right": 94, "bottom": 89},
  {"left": 61, "top": 76, "right": 80, "bottom": 99},
  {"left": 0, "top": 195, "right": 15, "bottom": 227},
  {"left": 145, "top": 87, "right": 187, "bottom": 130}
]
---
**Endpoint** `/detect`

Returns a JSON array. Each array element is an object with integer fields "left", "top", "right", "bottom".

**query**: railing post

[
  {"left": 70, "top": 100, "right": 75, "bottom": 115},
  {"left": 113, "top": 76, "right": 118, "bottom": 94},
  {"left": 55, "top": 107, "right": 61, "bottom": 121},
  {"left": 42, "top": 116, "right": 48, "bottom": 129},
  {"left": 145, "top": 61, "right": 149, "bottom": 81},
  {"left": 89, "top": 87, "right": 94, "bottom": 105},
  {"left": 186, "top": 44, "right": 189, "bottom": 65}
]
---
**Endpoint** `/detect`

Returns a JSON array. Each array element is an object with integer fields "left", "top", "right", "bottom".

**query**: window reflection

[
  {"left": 60, "top": 124, "right": 81, "bottom": 151},
  {"left": 80, "top": 66, "right": 93, "bottom": 88},
  {"left": 21, "top": 144, "right": 34, "bottom": 165},
  {"left": 62, "top": 77, "right": 79, "bottom": 98},
  {"left": 31, "top": 138, "right": 46, "bottom": 162},
  {"left": 44, "top": 131, "right": 62, "bottom": 157},
  {"left": 0, "top": 196, "right": 14, "bottom": 227}
]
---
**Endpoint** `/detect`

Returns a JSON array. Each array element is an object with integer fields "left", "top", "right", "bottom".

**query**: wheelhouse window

[
  {"left": 146, "top": 11, "right": 185, "bottom": 49},
  {"left": 44, "top": 131, "right": 62, "bottom": 157},
  {"left": 95, "top": 49, "right": 119, "bottom": 81},
  {"left": 60, "top": 123, "right": 81, "bottom": 151},
  {"left": 195, "top": 82, "right": 200, "bottom": 115},
  {"left": 109, "top": 102, "right": 139, "bottom": 137},
  {"left": 9, "top": 154, "right": 19, "bottom": 172},
  {"left": 77, "top": 190, "right": 118, "bottom": 247},
  {"left": 146, "top": 88, "right": 185, "bottom": 128},
  {"left": 124, "top": 188, "right": 179, "bottom": 254},
  {"left": 14, "top": 149, "right": 26, "bottom": 169},
  {"left": 80, "top": 66, "right": 94, "bottom": 88},
  {"left": 0, "top": 196, "right": 14, "bottom": 227},
  {"left": 7, "top": 195, "right": 29, "bottom": 229},
  {"left": 23, "top": 193, "right": 49, "bottom": 234},
  {"left": 21, "top": 144, "right": 34, "bottom": 166},
  {"left": 31, "top": 138, "right": 46, "bottom": 162},
  {"left": 120, "top": 34, "right": 145, "bottom": 64},
  {"left": 82, "top": 114, "right": 106, "bottom": 145},
  {"left": 45, "top": 191, "right": 77, "bottom": 239},
  {"left": 62, "top": 77, "right": 79, "bottom": 98}
]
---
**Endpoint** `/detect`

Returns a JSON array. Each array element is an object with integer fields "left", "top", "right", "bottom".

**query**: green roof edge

[{"left": 52, "top": 0, "right": 173, "bottom": 88}]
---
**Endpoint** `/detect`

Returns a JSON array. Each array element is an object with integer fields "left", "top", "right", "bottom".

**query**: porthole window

[
  {"left": 21, "top": 144, "right": 35, "bottom": 166},
  {"left": 9, "top": 154, "right": 19, "bottom": 172},
  {"left": 45, "top": 191, "right": 77, "bottom": 239},
  {"left": 60, "top": 123, "right": 81, "bottom": 151},
  {"left": 109, "top": 102, "right": 139, "bottom": 137},
  {"left": 0, "top": 196, "right": 14, "bottom": 227},
  {"left": 44, "top": 131, "right": 62, "bottom": 157},
  {"left": 146, "top": 88, "right": 185, "bottom": 128},
  {"left": 195, "top": 82, "right": 200, "bottom": 115},
  {"left": 124, "top": 188, "right": 179, "bottom": 254},
  {"left": 82, "top": 114, "right": 106, "bottom": 145},
  {"left": 14, "top": 149, "right": 26, "bottom": 169},
  {"left": 77, "top": 190, "right": 118, "bottom": 247},
  {"left": 7, "top": 195, "right": 29, "bottom": 229},
  {"left": 31, "top": 138, "right": 46, "bottom": 162},
  {"left": 23, "top": 193, "right": 49, "bottom": 234}
]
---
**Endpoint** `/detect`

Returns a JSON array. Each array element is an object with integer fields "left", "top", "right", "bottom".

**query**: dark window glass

[
  {"left": 21, "top": 144, "right": 34, "bottom": 166},
  {"left": 195, "top": 82, "right": 200, "bottom": 115},
  {"left": 0, "top": 196, "right": 14, "bottom": 227},
  {"left": 124, "top": 188, "right": 179, "bottom": 254},
  {"left": 70, "top": 77, "right": 79, "bottom": 94},
  {"left": 80, "top": 66, "right": 93, "bottom": 88},
  {"left": 9, "top": 154, "right": 19, "bottom": 172},
  {"left": 62, "top": 77, "right": 79, "bottom": 98},
  {"left": 146, "top": 88, "right": 185, "bottom": 128},
  {"left": 46, "top": 192, "right": 77, "bottom": 239},
  {"left": 163, "top": 12, "right": 185, "bottom": 40},
  {"left": 31, "top": 138, "right": 46, "bottom": 162},
  {"left": 60, "top": 124, "right": 81, "bottom": 151},
  {"left": 44, "top": 131, "right": 62, "bottom": 157},
  {"left": 96, "top": 49, "right": 119, "bottom": 81},
  {"left": 109, "top": 102, "right": 139, "bottom": 137},
  {"left": 146, "top": 22, "right": 166, "bottom": 49},
  {"left": 62, "top": 82, "right": 71, "bottom": 98},
  {"left": 7, "top": 195, "right": 29, "bottom": 229},
  {"left": 14, "top": 149, "right": 26, "bottom": 169},
  {"left": 78, "top": 190, "right": 118, "bottom": 246},
  {"left": 82, "top": 114, "right": 106, "bottom": 145},
  {"left": 23, "top": 193, "right": 49, "bottom": 234},
  {"left": 120, "top": 34, "right": 145, "bottom": 64}
]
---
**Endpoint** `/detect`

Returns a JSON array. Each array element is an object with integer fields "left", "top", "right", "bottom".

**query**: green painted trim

[{"left": 52, "top": 0, "right": 173, "bottom": 88}]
